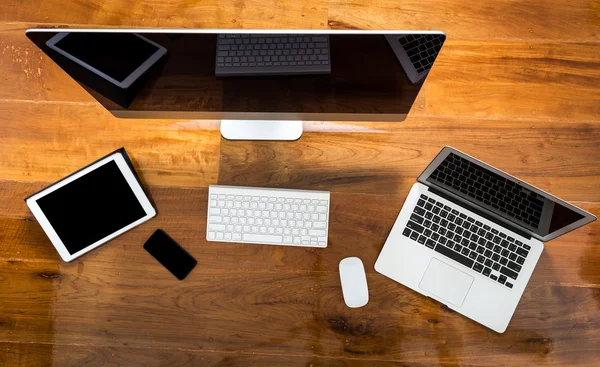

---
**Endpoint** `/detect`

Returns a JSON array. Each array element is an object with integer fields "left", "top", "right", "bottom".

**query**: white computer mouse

[{"left": 339, "top": 257, "right": 369, "bottom": 308}]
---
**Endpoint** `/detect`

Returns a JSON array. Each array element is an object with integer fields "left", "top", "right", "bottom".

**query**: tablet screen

[
  {"left": 36, "top": 160, "right": 147, "bottom": 254},
  {"left": 54, "top": 33, "right": 159, "bottom": 82}
]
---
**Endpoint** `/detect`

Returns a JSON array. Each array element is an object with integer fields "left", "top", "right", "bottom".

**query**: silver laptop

[{"left": 375, "top": 146, "right": 596, "bottom": 333}]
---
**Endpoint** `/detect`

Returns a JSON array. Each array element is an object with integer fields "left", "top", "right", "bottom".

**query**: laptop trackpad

[{"left": 419, "top": 258, "right": 474, "bottom": 308}]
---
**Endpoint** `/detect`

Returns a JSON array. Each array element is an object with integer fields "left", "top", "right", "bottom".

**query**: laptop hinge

[{"left": 428, "top": 187, "right": 532, "bottom": 240}]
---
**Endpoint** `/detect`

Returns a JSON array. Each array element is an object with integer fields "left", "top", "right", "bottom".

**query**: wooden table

[{"left": 1, "top": 1, "right": 599, "bottom": 366}]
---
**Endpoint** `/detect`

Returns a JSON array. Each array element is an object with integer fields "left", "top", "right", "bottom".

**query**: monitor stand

[{"left": 220, "top": 120, "right": 303, "bottom": 141}]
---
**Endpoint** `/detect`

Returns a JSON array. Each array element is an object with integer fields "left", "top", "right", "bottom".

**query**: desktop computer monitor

[{"left": 26, "top": 29, "right": 446, "bottom": 140}]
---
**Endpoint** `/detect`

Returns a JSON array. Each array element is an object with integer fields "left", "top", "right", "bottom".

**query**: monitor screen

[
  {"left": 26, "top": 30, "right": 445, "bottom": 119},
  {"left": 420, "top": 149, "right": 591, "bottom": 240}
]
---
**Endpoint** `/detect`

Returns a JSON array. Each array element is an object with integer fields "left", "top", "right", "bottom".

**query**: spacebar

[
  {"left": 243, "top": 234, "right": 283, "bottom": 243},
  {"left": 434, "top": 244, "right": 474, "bottom": 268}
]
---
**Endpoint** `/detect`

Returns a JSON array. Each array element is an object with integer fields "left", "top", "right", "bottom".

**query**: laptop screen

[
  {"left": 26, "top": 30, "right": 445, "bottom": 120},
  {"left": 419, "top": 148, "right": 594, "bottom": 241}
]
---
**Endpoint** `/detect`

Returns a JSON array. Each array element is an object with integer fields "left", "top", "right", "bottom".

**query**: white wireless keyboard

[{"left": 206, "top": 185, "right": 330, "bottom": 248}]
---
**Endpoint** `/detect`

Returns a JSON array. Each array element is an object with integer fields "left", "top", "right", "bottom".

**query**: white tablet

[
  {"left": 45, "top": 32, "right": 167, "bottom": 89},
  {"left": 25, "top": 150, "right": 156, "bottom": 262}
]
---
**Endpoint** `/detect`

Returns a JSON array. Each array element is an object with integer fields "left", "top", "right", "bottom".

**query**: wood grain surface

[{"left": 1, "top": 0, "right": 599, "bottom": 366}]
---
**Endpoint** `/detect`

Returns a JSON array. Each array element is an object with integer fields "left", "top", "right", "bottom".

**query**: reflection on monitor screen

[{"left": 26, "top": 30, "right": 446, "bottom": 121}]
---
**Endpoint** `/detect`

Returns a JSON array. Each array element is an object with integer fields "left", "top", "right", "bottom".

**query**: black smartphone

[{"left": 143, "top": 229, "right": 197, "bottom": 280}]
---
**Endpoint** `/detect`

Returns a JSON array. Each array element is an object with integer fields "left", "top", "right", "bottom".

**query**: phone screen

[{"left": 144, "top": 230, "right": 196, "bottom": 280}]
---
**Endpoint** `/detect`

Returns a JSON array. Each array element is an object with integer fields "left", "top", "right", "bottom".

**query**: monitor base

[{"left": 220, "top": 120, "right": 303, "bottom": 141}]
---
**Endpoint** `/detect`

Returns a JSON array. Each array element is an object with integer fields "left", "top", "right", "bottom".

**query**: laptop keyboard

[
  {"left": 428, "top": 153, "right": 544, "bottom": 228},
  {"left": 398, "top": 34, "right": 444, "bottom": 74},
  {"left": 403, "top": 194, "right": 531, "bottom": 289}
]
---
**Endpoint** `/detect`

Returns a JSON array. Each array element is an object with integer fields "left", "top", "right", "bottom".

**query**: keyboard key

[
  {"left": 498, "top": 275, "right": 507, "bottom": 284},
  {"left": 410, "top": 213, "right": 424, "bottom": 224},
  {"left": 418, "top": 235, "right": 426, "bottom": 244},
  {"left": 490, "top": 274, "right": 498, "bottom": 281},
  {"left": 209, "top": 224, "right": 226, "bottom": 231},
  {"left": 243, "top": 233, "right": 283, "bottom": 243},
  {"left": 473, "top": 263, "right": 483, "bottom": 273},
  {"left": 410, "top": 231, "right": 419, "bottom": 241},
  {"left": 482, "top": 267, "right": 491, "bottom": 276},
  {"left": 434, "top": 243, "right": 475, "bottom": 268},
  {"left": 406, "top": 221, "right": 424, "bottom": 233},
  {"left": 506, "top": 261, "right": 522, "bottom": 273},
  {"left": 516, "top": 256, "right": 525, "bottom": 265},
  {"left": 516, "top": 247, "right": 529, "bottom": 257},
  {"left": 415, "top": 206, "right": 426, "bottom": 216},
  {"left": 425, "top": 239, "right": 436, "bottom": 249},
  {"left": 461, "top": 247, "right": 469, "bottom": 256},
  {"left": 468, "top": 251, "right": 477, "bottom": 260},
  {"left": 505, "top": 282, "right": 513, "bottom": 288},
  {"left": 500, "top": 266, "right": 518, "bottom": 280},
  {"left": 492, "top": 262, "right": 501, "bottom": 271}
]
